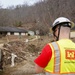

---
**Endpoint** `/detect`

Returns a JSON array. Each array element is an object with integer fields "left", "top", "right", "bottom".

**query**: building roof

[{"left": 0, "top": 26, "right": 28, "bottom": 33}]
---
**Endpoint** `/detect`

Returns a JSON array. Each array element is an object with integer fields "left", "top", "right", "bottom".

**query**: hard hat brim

[
  {"left": 71, "top": 22, "right": 75, "bottom": 28},
  {"left": 52, "top": 22, "right": 74, "bottom": 31}
]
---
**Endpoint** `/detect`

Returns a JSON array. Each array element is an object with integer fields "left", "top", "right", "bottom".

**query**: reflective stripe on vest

[
  {"left": 51, "top": 42, "right": 60, "bottom": 73},
  {"left": 45, "top": 42, "right": 60, "bottom": 74}
]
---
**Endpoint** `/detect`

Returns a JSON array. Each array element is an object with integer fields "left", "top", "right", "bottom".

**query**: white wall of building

[
  {"left": 14, "top": 33, "right": 19, "bottom": 35},
  {"left": 21, "top": 33, "right": 25, "bottom": 35},
  {"left": 70, "top": 32, "right": 75, "bottom": 38},
  {"left": 7, "top": 32, "right": 27, "bottom": 36},
  {"left": 7, "top": 32, "right": 11, "bottom": 35}
]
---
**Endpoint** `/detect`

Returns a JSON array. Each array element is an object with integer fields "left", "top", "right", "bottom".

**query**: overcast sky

[{"left": 0, "top": 0, "right": 40, "bottom": 8}]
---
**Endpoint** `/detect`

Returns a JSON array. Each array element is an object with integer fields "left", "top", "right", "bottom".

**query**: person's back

[
  {"left": 44, "top": 39, "right": 75, "bottom": 74},
  {"left": 34, "top": 17, "right": 75, "bottom": 75}
]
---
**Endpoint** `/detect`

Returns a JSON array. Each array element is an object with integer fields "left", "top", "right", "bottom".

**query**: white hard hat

[{"left": 52, "top": 17, "right": 72, "bottom": 31}]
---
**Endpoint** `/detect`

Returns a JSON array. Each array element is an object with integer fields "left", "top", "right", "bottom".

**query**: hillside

[{"left": 21, "top": 23, "right": 36, "bottom": 30}]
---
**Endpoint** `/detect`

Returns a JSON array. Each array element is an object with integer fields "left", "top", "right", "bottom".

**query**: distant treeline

[{"left": 0, "top": 0, "right": 75, "bottom": 35}]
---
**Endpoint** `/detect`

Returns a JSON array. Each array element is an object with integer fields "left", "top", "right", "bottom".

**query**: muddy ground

[{"left": 0, "top": 35, "right": 52, "bottom": 75}]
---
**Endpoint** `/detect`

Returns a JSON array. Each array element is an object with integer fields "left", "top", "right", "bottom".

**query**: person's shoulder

[
  {"left": 48, "top": 41, "right": 57, "bottom": 46},
  {"left": 43, "top": 43, "right": 51, "bottom": 49},
  {"left": 42, "top": 42, "right": 54, "bottom": 52}
]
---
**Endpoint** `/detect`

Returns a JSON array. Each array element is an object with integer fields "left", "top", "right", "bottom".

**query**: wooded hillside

[{"left": 0, "top": 0, "right": 75, "bottom": 35}]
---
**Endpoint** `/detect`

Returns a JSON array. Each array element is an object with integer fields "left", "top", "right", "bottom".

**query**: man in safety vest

[{"left": 34, "top": 17, "right": 75, "bottom": 75}]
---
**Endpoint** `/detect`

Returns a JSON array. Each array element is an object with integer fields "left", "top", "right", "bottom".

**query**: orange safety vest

[{"left": 44, "top": 39, "right": 75, "bottom": 75}]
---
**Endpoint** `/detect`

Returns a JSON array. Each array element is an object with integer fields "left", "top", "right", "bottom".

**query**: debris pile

[
  {"left": 0, "top": 35, "right": 52, "bottom": 75},
  {"left": 2, "top": 40, "right": 40, "bottom": 66}
]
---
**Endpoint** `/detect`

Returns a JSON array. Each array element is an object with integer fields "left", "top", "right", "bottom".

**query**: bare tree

[{"left": 0, "top": 0, "right": 75, "bottom": 35}]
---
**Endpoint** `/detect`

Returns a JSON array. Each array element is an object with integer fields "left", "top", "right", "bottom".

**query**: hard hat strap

[
  {"left": 53, "top": 25, "right": 61, "bottom": 41},
  {"left": 53, "top": 32, "right": 58, "bottom": 40},
  {"left": 56, "top": 25, "right": 61, "bottom": 41}
]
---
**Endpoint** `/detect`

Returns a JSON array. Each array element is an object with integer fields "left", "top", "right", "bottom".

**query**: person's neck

[{"left": 59, "top": 36, "right": 70, "bottom": 40}]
